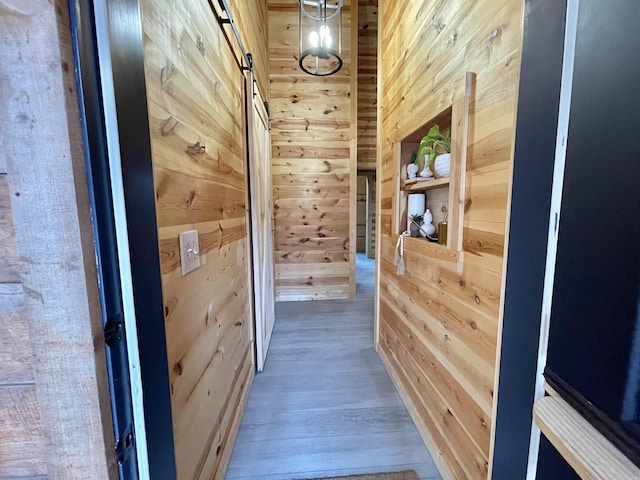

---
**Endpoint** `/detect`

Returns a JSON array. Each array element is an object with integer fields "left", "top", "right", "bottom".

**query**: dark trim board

[
  {"left": 69, "top": 0, "right": 177, "bottom": 478},
  {"left": 490, "top": 0, "right": 567, "bottom": 477},
  {"left": 98, "top": 0, "right": 177, "bottom": 476},
  {"left": 68, "top": 1, "right": 139, "bottom": 477}
]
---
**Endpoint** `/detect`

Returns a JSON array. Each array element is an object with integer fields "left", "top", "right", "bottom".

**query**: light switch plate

[{"left": 179, "top": 229, "right": 200, "bottom": 276}]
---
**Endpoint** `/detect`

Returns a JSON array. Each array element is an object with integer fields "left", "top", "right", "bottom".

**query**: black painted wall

[
  {"left": 490, "top": 0, "right": 567, "bottom": 477},
  {"left": 537, "top": 428, "right": 579, "bottom": 479},
  {"left": 542, "top": 0, "right": 640, "bottom": 474},
  {"left": 546, "top": 0, "right": 640, "bottom": 423}
]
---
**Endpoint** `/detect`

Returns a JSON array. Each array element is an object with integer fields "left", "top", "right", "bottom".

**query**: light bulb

[
  {"left": 319, "top": 25, "right": 330, "bottom": 38},
  {"left": 309, "top": 30, "right": 319, "bottom": 47},
  {"left": 325, "top": 34, "right": 332, "bottom": 48}
]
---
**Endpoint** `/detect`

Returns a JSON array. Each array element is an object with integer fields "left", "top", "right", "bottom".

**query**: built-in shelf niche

[{"left": 393, "top": 72, "right": 474, "bottom": 257}]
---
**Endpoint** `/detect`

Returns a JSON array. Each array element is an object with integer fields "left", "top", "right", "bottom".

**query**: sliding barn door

[{"left": 247, "top": 77, "right": 275, "bottom": 371}]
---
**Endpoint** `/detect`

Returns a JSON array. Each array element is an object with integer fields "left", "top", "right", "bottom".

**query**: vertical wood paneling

[
  {"left": 141, "top": 0, "right": 258, "bottom": 477},
  {"left": 269, "top": 0, "right": 357, "bottom": 301},
  {"left": 357, "top": 0, "right": 377, "bottom": 170},
  {"left": 376, "top": 0, "right": 524, "bottom": 478}
]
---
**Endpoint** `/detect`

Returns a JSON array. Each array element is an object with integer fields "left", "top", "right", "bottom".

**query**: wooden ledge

[{"left": 534, "top": 395, "right": 640, "bottom": 480}]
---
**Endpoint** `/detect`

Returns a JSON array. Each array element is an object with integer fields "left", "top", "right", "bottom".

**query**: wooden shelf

[
  {"left": 534, "top": 395, "right": 640, "bottom": 480},
  {"left": 393, "top": 72, "right": 474, "bottom": 260},
  {"left": 402, "top": 177, "right": 450, "bottom": 192}
]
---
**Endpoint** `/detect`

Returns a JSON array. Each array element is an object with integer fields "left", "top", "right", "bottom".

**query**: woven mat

[{"left": 307, "top": 471, "right": 420, "bottom": 480}]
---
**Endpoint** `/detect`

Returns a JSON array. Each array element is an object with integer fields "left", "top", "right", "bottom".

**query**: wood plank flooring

[{"left": 226, "top": 254, "right": 442, "bottom": 480}]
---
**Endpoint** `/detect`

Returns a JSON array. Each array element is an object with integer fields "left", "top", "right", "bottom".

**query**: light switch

[{"left": 179, "top": 229, "right": 200, "bottom": 276}]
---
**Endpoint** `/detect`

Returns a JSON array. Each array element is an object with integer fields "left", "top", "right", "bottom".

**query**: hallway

[{"left": 226, "top": 254, "right": 441, "bottom": 479}]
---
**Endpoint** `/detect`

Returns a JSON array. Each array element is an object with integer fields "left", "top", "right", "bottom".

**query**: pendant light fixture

[{"left": 298, "top": 0, "right": 343, "bottom": 76}]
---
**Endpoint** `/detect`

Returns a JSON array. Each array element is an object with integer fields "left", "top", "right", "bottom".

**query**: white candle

[{"left": 407, "top": 194, "right": 425, "bottom": 226}]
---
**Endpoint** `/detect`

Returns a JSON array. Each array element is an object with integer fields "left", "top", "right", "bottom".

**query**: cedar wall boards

[
  {"left": 0, "top": 1, "right": 115, "bottom": 478},
  {"left": 357, "top": 0, "right": 377, "bottom": 170},
  {"left": 268, "top": 0, "right": 357, "bottom": 302},
  {"left": 140, "top": 0, "right": 265, "bottom": 477},
  {"left": 228, "top": 0, "right": 270, "bottom": 98},
  {"left": 376, "top": 1, "right": 524, "bottom": 479}
]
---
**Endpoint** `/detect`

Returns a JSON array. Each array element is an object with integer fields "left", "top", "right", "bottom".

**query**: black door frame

[
  {"left": 490, "top": 0, "right": 570, "bottom": 477},
  {"left": 69, "top": 0, "right": 176, "bottom": 478}
]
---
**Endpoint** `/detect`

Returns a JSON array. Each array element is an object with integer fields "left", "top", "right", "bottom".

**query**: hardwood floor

[{"left": 226, "top": 254, "right": 442, "bottom": 480}]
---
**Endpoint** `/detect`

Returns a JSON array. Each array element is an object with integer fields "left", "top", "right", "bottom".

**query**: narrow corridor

[{"left": 226, "top": 254, "right": 442, "bottom": 479}]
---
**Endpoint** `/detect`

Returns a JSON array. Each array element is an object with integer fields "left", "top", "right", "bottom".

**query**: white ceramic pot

[
  {"left": 423, "top": 209, "right": 433, "bottom": 224},
  {"left": 419, "top": 155, "right": 433, "bottom": 178},
  {"left": 407, "top": 163, "right": 419, "bottom": 179},
  {"left": 434, "top": 153, "right": 451, "bottom": 177},
  {"left": 420, "top": 209, "right": 436, "bottom": 236},
  {"left": 419, "top": 165, "right": 434, "bottom": 178}
]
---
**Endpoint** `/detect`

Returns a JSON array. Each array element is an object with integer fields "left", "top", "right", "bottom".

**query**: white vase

[
  {"left": 434, "top": 153, "right": 451, "bottom": 177},
  {"left": 419, "top": 155, "right": 433, "bottom": 178},
  {"left": 422, "top": 223, "right": 436, "bottom": 236},
  {"left": 419, "top": 167, "right": 433, "bottom": 178},
  {"left": 407, "top": 163, "right": 419, "bottom": 179},
  {"left": 420, "top": 209, "right": 436, "bottom": 236}
]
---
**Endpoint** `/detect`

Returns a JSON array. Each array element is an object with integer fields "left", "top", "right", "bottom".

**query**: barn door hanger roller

[{"left": 298, "top": 0, "right": 343, "bottom": 76}]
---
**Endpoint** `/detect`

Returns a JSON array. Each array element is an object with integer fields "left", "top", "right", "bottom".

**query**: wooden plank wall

[
  {"left": 1, "top": 1, "right": 116, "bottom": 478},
  {"left": 356, "top": 175, "right": 367, "bottom": 252},
  {"left": 357, "top": 0, "right": 377, "bottom": 170},
  {"left": 227, "top": 0, "right": 270, "bottom": 98},
  {"left": 376, "top": 0, "right": 524, "bottom": 478},
  {"left": 0, "top": 3, "right": 47, "bottom": 473},
  {"left": 0, "top": 165, "right": 46, "bottom": 480},
  {"left": 365, "top": 172, "right": 376, "bottom": 258},
  {"left": 268, "top": 0, "right": 357, "bottom": 302},
  {"left": 140, "top": 0, "right": 263, "bottom": 477}
]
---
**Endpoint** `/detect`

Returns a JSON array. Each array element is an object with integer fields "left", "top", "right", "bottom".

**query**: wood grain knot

[
  {"left": 434, "top": 20, "right": 446, "bottom": 33},
  {"left": 196, "top": 36, "right": 205, "bottom": 55},
  {"left": 486, "top": 27, "right": 504, "bottom": 52},
  {"left": 161, "top": 62, "right": 175, "bottom": 85},
  {"left": 186, "top": 141, "right": 206, "bottom": 156},
  {"left": 186, "top": 190, "right": 196, "bottom": 207}
]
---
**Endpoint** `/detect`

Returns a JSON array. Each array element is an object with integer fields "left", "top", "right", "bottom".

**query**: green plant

[
  {"left": 409, "top": 151, "right": 418, "bottom": 165},
  {"left": 417, "top": 124, "right": 451, "bottom": 167},
  {"left": 409, "top": 214, "right": 424, "bottom": 224}
]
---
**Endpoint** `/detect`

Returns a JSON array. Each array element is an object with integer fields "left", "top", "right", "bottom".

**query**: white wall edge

[
  {"left": 525, "top": 0, "right": 580, "bottom": 477},
  {"left": 93, "top": 1, "right": 150, "bottom": 477}
]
